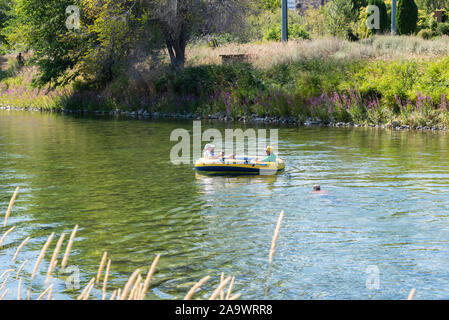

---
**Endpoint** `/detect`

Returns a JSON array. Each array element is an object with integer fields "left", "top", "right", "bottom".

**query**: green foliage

[
  {"left": 437, "top": 22, "right": 449, "bottom": 35},
  {"left": 258, "top": 0, "right": 281, "bottom": 11},
  {"left": 324, "top": 0, "right": 358, "bottom": 37},
  {"left": 397, "top": 0, "right": 419, "bottom": 35},
  {"left": 417, "top": 9, "right": 438, "bottom": 31},
  {"left": 263, "top": 24, "right": 311, "bottom": 41},
  {"left": 2, "top": 0, "right": 87, "bottom": 86},
  {"left": 0, "top": 0, "right": 11, "bottom": 44},
  {"left": 352, "top": 0, "right": 369, "bottom": 10},
  {"left": 417, "top": 28, "right": 434, "bottom": 38},
  {"left": 301, "top": 7, "right": 328, "bottom": 38},
  {"left": 415, "top": 0, "right": 443, "bottom": 13}
]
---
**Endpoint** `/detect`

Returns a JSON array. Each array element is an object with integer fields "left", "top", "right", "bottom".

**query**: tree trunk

[
  {"left": 165, "top": 23, "right": 187, "bottom": 70},
  {"left": 166, "top": 39, "right": 185, "bottom": 70}
]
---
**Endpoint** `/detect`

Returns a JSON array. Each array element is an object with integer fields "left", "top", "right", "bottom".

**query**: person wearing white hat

[{"left": 203, "top": 144, "right": 220, "bottom": 159}]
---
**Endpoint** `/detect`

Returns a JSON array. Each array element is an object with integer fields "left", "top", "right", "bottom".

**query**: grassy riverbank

[{"left": 3, "top": 36, "right": 449, "bottom": 129}]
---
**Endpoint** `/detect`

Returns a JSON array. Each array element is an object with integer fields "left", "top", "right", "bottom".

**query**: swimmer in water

[{"left": 310, "top": 184, "right": 329, "bottom": 195}]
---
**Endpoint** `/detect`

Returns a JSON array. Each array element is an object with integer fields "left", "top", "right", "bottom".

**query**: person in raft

[
  {"left": 203, "top": 144, "right": 220, "bottom": 159},
  {"left": 254, "top": 146, "right": 277, "bottom": 163},
  {"left": 203, "top": 144, "right": 236, "bottom": 160}
]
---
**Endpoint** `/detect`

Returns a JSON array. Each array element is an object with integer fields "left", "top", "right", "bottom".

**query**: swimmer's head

[{"left": 313, "top": 184, "right": 321, "bottom": 191}]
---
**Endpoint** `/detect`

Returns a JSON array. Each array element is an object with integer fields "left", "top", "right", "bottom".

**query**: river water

[{"left": 1, "top": 110, "right": 449, "bottom": 299}]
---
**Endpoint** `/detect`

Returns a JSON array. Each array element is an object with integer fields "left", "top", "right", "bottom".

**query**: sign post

[
  {"left": 391, "top": 0, "right": 397, "bottom": 35},
  {"left": 282, "top": 0, "right": 288, "bottom": 42}
]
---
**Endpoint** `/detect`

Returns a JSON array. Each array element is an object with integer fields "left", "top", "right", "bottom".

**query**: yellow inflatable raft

[{"left": 194, "top": 156, "right": 285, "bottom": 175}]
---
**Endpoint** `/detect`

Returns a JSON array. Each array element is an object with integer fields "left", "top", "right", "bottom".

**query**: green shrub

[
  {"left": 437, "top": 22, "right": 449, "bottom": 35},
  {"left": 397, "top": 0, "right": 419, "bottom": 35},
  {"left": 417, "top": 28, "right": 433, "bottom": 39},
  {"left": 289, "top": 24, "right": 311, "bottom": 40},
  {"left": 263, "top": 24, "right": 310, "bottom": 41}
]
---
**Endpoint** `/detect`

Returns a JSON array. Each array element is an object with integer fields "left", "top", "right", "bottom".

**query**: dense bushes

[
  {"left": 153, "top": 54, "right": 449, "bottom": 127},
  {"left": 263, "top": 24, "right": 311, "bottom": 41},
  {"left": 437, "top": 22, "right": 449, "bottom": 35},
  {"left": 397, "top": 0, "right": 419, "bottom": 35},
  {"left": 417, "top": 29, "right": 434, "bottom": 39}
]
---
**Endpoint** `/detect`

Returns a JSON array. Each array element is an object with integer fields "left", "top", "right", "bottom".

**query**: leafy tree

[
  {"left": 145, "top": 0, "right": 250, "bottom": 70},
  {"left": 324, "top": 0, "right": 357, "bottom": 37},
  {"left": 352, "top": 0, "right": 369, "bottom": 11},
  {"left": 415, "top": 0, "right": 442, "bottom": 13},
  {"left": 0, "top": 0, "right": 11, "bottom": 44},
  {"left": 5, "top": 0, "right": 250, "bottom": 86},
  {"left": 368, "top": 0, "right": 390, "bottom": 34},
  {"left": 259, "top": 0, "right": 281, "bottom": 11},
  {"left": 79, "top": 0, "right": 162, "bottom": 85},
  {"left": 396, "top": 0, "right": 418, "bottom": 34},
  {"left": 3, "top": 0, "right": 88, "bottom": 85}
]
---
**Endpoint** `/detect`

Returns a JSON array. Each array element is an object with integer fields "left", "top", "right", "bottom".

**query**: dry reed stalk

[
  {"left": 77, "top": 277, "right": 95, "bottom": 300},
  {"left": 96, "top": 251, "right": 107, "bottom": 284},
  {"left": 61, "top": 225, "right": 78, "bottom": 271},
  {"left": 102, "top": 259, "right": 111, "bottom": 300},
  {"left": 47, "top": 285, "right": 53, "bottom": 300},
  {"left": 16, "top": 259, "right": 28, "bottom": 279},
  {"left": 229, "top": 293, "right": 241, "bottom": 300},
  {"left": 120, "top": 269, "right": 140, "bottom": 300},
  {"left": 45, "top": 233, "right": 65, "bottom": 285},
  {"left": 0, "top": 288, "right": 8, "bottom": 300},
  {"left": 209, "top": 277, "right": 231, "bottom": 300},
  {"left": 129, "top": 274, "right": 142, "bottom": 300},
  {"left": 0, "top": 274, "right": 10, "bottom": 292},
  {"left": 408, "top": 288, "right": 416, "bottom": 300},
  {"left": 140, "top": 254, "right": 161, "bottom": 300},
  {"left": 225, "top": 276, "right": 235, "bottom": 300},
  {"left": 84, "top": 280, "right": 96, "bottom": 300},
  {"left": 4, "top": 187, "right": 19, "bottom": 227},
  {"left": 17, "top": 278, "right": 21, "bottom": 300},
  {"left": 0, "top": 226, "right": 16, "bottom": 247},
  {"left": 31, "top": 232, "right": 55, "bottom": 282},
  {"left": 220, "top": 272, "right": 224, "bottom": 300},
  {"left": 116, "top": 288, "right": 121, "bottom": 300},
  {"left": 0, "top": 269, "right": 14, "bottom": 280},
  {"left": 109, "top": 289, "right": 117, "bottom": 300},
  {"left": 184, "top": 276, "right": 211, "bottom": 300},
  {"left": 137, "top": 283, "right": 144, "bottom": 300},
  {"left": 12, "top": 236, "right": 30, "bottom": 262},
  {"left": 269, "top": 211, "right": 284, "bottom": 265},
  {"left": 37, "top": 284, "right": 53, "bottom": 300}
]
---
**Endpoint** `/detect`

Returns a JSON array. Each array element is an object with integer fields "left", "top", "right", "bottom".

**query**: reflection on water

[{"left": 2, "top": 111, "right": 449, "bottom": 299}]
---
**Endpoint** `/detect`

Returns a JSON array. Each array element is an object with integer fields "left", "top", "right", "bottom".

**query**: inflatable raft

[{"left": 194, "top": 156, "right": 285, "bottom": 175}]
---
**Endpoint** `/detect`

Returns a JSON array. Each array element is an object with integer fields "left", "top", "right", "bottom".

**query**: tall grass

[
  {"left": 0, "top": 187, "right": 242, "bottom": 300},
  {"left": 186, "top": 36, "right": 449, "bottom": 68}
]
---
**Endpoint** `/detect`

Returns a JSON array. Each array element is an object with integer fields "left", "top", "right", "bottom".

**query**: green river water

[{"left": 2, "top": 110, "right": 449, "bottom": 299}]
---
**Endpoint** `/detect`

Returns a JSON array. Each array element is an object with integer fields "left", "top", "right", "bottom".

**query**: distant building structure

[
  {"left": 287, "top": 0, "right": 296, "bottom": 10},
  {"left": 434, "top": 10, "right": 446, "bottom": 23},
  {"left": 295, "top": 0, "right": 329, "bottom": 15}
]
